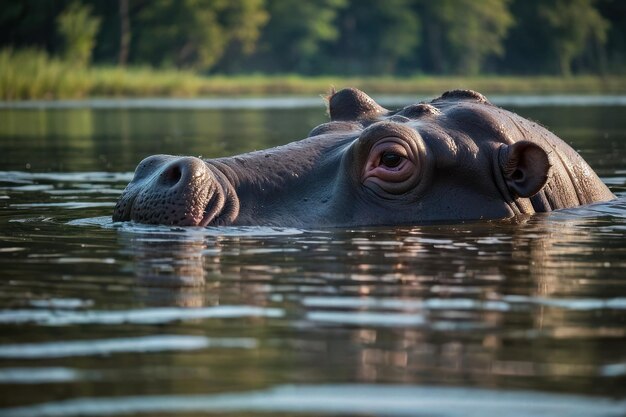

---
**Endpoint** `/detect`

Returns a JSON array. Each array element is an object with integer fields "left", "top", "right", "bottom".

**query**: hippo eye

[
  {"left": 357, "top": 122, "right": 428, "bottom": 197},
  {"left": 380, "top": 151, "right": 403, "bottom": 168},
  {"left": 362, "top": 137, "right": 419, "bottom": 195}
]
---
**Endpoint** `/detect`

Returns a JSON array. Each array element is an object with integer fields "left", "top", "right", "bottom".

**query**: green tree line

[{"left": 1, "top": 0, "right": 624, "bottom": 76}]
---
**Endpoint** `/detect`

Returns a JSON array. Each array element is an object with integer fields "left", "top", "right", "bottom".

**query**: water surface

[{"left": 0, "top": 96, "right": 625, "bottom": 416}]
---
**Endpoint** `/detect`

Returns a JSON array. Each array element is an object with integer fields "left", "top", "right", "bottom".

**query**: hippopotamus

[{"left": 113, "top": 88, "right": 614, "bottom": 227}]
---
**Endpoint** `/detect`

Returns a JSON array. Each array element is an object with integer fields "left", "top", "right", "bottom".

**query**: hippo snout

[{"left": 113, "top": 155, "right": 239, "bottom": 226}]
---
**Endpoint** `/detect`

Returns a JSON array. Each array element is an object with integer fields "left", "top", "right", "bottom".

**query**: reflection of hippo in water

[{"left": 113, "top": 88, "right": 614, "bottom": 227}]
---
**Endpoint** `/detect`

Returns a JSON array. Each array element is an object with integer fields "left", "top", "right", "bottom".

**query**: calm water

[{"left": 0, "top": 96, "right": 625, "bottom": 416}]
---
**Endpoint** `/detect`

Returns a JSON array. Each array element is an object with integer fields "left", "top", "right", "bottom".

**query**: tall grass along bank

[{"left": 1, "top": 49, "right": 625, "bottom": 101}]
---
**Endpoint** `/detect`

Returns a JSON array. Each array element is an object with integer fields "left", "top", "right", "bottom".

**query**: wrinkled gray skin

[{"left": 113, "top": 88, "right": 615, "bottom": 227}]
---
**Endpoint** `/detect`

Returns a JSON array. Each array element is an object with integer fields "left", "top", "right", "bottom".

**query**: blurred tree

[
  {"left": 119, "top": 0, "right": 130, "bottom": 66},
  {"left": 539, "top": 0, "right": 609, "bottom": 76},
  {"left": 0, "top": 0, "right": 624, "bottom": 76},
  {"left": 134, "top": 0, "right": 267, "bottom": 70},
  {"left": 329, "top": 0, "right": 420, "bottom": 74},
  {"left": 254, "top": 0, "right": 347, "bottom": 73},
  {"left": 423, "top": 0, "right": 514, "bottom": 75},
  {"left": 0, "top": 1, "right": 64, "bottom": 53},
  {"left": 597, "top": 0, "right": 626, "bottom": 74},
  {"left": 226, "top": 0, "right": 270, "bottom": 55},
  {"left": 57, "top": 1, "right": 102, "bottom": 67},
  {"left": 497, "top": 0, "right": 555, "bottom": 74},
  {"left": 85, "top": 0, "right": 126, "bottom": 65}
]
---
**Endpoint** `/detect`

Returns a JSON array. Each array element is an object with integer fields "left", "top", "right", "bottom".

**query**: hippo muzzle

[
  {"left": 114, "top": 88, "right": 614, "bottom": 228},
  {"left": 113, "top": 155, "right": 239, "bottom": 226}
]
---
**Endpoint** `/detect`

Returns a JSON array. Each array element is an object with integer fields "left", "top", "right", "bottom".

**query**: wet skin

[{"left": 113, "top": 88, "right": 615, "bottom": 227}]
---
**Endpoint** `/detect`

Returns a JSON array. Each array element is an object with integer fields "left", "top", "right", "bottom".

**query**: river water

[{"left": 0, "top": 96, "right": 625, "bottom": 416}]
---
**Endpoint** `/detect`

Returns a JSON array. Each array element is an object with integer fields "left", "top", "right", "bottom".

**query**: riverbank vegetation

[
  {"left": 1, "top": 0, "right": 625, "bottom": 100},
  {"left": 2, "top": 49, "right": 625, "bottom": 100}
]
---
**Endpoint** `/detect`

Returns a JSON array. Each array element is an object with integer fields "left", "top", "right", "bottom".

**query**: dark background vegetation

[{"left": 1, "top": 0, "right": 624, "bottom": 77}]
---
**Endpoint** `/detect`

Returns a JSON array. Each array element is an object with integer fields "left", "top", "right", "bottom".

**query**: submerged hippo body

[{"left": 113, "top": 88, "right": 614, "bottom": 227}]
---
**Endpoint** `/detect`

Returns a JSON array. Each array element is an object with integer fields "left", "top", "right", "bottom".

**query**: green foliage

[
  {"left": 225, "top": 0, "right": 271, "bottom": 55},
  {"left": 0, "top": 0, "right": 623, "bottom": 78},
  {"left": 425, "top": 0, "right": 514, "bottom": 75},
  {"left": 57, "top": 1, "right": 101, "bottom": 67},
  {"left": 257, "top": 0, "right": 347, "bottom": 72},
  {"left": 134, "top": 0, "right": 267, "bottom": 70},
  {"left": 330, "top": 0, "right": 420, "bottom": 74},
  {"left": 539, "top": 0, "right": 609, "bottom": 76},
  {"left": 0, "top": 48, "right": 86, "bottom": 99}
]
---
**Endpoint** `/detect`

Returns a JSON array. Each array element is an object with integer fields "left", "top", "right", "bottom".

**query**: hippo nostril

[{"left": 162, "top": 164, "right": 183, "bottom": 187}]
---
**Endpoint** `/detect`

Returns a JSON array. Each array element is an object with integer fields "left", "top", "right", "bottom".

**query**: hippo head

[{"left": 113, "top": 88, "right": 613, "bottom": 227}]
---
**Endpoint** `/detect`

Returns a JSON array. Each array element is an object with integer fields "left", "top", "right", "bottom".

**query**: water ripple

[
  {"left": 2, "top": 94, "right": 626, "bottom": 110},
  {"left": 28, "top": 298, "right": 93, "bottom": 309},
  {"left": 0, "top": 306, "right": 284, "bottom": 326},
  {"left": 0, "top": 171, "right": 133, "bottom": 183},
  {"left": 307, "top": 311, "right": 426, "bottom": 327},
  {"left": 0, "top": 368, "right": 82, "bottom": 384},
  {"left": 10, "top": 202, "right": 116, "bottom": 210},
  {"left": 1, "top": 384, "right": 624, "bottom": 417},
  {"left": 0, "top": 335, "right": 257, "bottom": 359},
  {"left": 302, "top": 296, "right": 626, "bottom": 312}
]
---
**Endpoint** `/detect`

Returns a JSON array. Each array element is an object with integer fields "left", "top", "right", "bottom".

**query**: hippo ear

[
  {"left": 328, "top": 88, "right": 387, "bottom": 121},
  {"left": 499, "top": 141, "right": 551, "bottom": 198}
]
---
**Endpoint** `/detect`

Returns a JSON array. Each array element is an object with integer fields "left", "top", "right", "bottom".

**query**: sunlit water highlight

[
  {"left": 0, "top": 335, "right": 247, "bottom": 359},
  {"left": 0, "top": 306, "right": 284, "bottom": 326},
  {"left": 2, "top": 94, "right": 626, "bottom": 110},
  {"left": 2, "top": 385, "right": 625, "bottom": 417}
]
